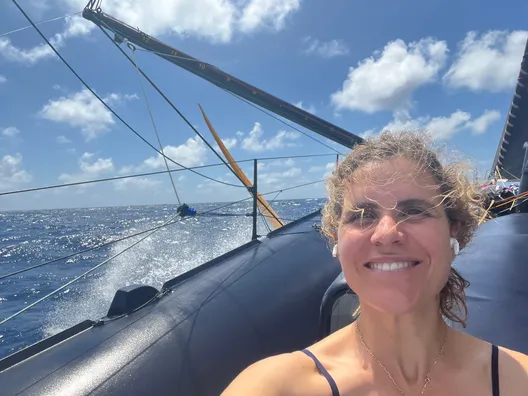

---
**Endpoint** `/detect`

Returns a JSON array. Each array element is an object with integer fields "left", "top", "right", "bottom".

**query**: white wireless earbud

[
  {"left": 450, "top": 237, "right": 460, "bottom": 256},
  {"left": 332, "top": 245, "right": 338, "bottom": 257}
]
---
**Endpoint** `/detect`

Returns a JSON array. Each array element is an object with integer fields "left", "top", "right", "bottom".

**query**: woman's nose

[{"left": 370, "top": 214, "right": 405, "bottom": 246}]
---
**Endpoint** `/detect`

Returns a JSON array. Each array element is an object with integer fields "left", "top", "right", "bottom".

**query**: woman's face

[{"left": 336, "top": 157, "right": 457, "bottom": 315}]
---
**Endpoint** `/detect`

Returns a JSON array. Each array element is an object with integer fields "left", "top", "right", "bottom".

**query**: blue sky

[{"left": 0, "top": 0, "right": 527, "bottom": 211}]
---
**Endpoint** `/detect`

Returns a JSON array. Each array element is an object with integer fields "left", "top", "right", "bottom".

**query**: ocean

[{"left": 0, "top": 198, "right": 325, "bottom": 360}]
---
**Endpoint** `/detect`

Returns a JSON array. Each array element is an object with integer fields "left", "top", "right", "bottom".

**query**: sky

[{"left": 0, "top": 0, "right": 527, "bottom": 211}]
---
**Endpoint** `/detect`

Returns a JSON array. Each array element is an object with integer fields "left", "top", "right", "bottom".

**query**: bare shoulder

[
  {"left": 497, "top": 345, "right": 528, "bottom": 392},
  {"left": 451, "top": 331, "right": 528, "bottom": 394},
  {"left": 221, "top": 352, "right": 315, "bottom": 396}
]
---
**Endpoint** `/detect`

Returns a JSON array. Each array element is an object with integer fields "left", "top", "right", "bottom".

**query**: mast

[
  {"left": 491, "top": 38, "right": 528, "bottom": 180},
  {"left": 82, "top": 3, "right": 363, "bottom": 149}
]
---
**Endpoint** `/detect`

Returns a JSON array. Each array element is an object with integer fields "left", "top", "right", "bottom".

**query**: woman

[{"left": 222, "top": 131, "right": 528, "bottom": 395}]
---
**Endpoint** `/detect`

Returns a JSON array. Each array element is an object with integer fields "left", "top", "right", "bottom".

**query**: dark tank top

[{"left": 301, "top": 344, "right": 500, "bottom": 396}]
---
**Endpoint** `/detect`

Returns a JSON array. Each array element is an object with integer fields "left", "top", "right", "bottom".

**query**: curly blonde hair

[{"left": 321, "top": 130, "right": 484, "bottom": 326}]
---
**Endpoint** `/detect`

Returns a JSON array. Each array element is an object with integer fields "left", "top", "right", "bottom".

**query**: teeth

[{"left": 369, "top": 262, "right": 414, "bottom": 271}]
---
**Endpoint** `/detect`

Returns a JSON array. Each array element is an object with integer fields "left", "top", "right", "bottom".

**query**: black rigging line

[
  {"left": 0, "top": 153, "right": 334, "bottom": 197},
  {"left": 9, "top": 0, "right": 242, "bottom": 189},
  {"left": 94, "top": 22, "right": 286, "bottom": 226},
  {"left": 221, "top": 89, "right": 344, "bottom": 156},
  {"left": 0, "top": 178, "right": 322, "bottom": 281},
  {"left": 0, "top": 219, "right": 181, "bottom": 280},
  {"left": 97, "top": 24, "right": 245, "bottom": 173},
  {"left": 124, "top": 44, "right": 344, "bottom": 156},
  {"left": 0, "top": 11, "right": 82, "bottom": 38}
]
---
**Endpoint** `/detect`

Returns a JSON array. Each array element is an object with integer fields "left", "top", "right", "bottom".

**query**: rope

[
  {"left": 0, "top": 185, "right": 323, "bottom": 325},
  {"left": 94, "top": 21, "right": 292, "bottom": 228},
  {"left": 132, "top": 50, "right": 344, "bottom": 156},
  {"left": 0, "top": 154, "right": 334, "bottom": 197},
  {"left": 0, "top": 218, "right": 182, "bottom": 281},
  {"left": 0, "top": 179, "right": 323, "bottom": 281},
  {"left": 0, "top": 11, "right": 82, "bottom": 38},
  {"left": 0, "top": 196, "right": 261, "bottom": 324},
  {"left": 95, "top": 23, "right": 248, "bottom": 184},
  {"left": 9, "top": 0, "right": 242, "bottom": 189},
  {"left": 96, "top": 21, "right": 343, "bottom": 156},
  {"left": 220, "top": 88, "right": 344, "bottom": 156},
  {"left": 0, "top": 209, "right": 182, "bottom": 326},
  {"left": 130, "top": 44, "right": 181, "bottom": 205}
]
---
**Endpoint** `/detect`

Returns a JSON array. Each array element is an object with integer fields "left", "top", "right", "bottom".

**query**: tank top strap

[
  {"left": 491, "top": 344, "right": 500, "bottom": 396},
  {"left": 300, "top": 349, "right": 340, "bottom": 396}
]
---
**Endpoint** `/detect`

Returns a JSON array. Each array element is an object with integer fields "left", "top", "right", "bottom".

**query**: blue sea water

[{"left": 0, "top": 199, "right": 325, "bottom": 360}]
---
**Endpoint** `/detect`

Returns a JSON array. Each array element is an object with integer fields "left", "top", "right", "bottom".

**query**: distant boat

[{"left": 1, "top": 1, "right": 527, "bottom": 395}]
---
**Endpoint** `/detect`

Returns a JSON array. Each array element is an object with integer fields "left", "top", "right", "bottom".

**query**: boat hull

[{"left": 0, "top": 211, "right": 341, "bottom": 395}]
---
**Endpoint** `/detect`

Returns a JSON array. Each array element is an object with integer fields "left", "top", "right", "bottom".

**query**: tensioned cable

[
  {"left": 0, "top": 153, "right": 334, "bottom": 197},
  {"left": 0, "top": 219, "right": 182, "bottom": 280},
  {"left": 95, "top": 23, "right": 250, "bottom": 182},
  {"left": 0, "top": 209, "right": 182, "bottom": 326},
  {"left": 221, "top": 89, "right": 344, "bottom": 156},
  {"left": 259, "top": 208, "right": 272, "bottom": 234},
  {"left": 0, "top": 194, "right": 255, "bottom": 325},
  {"left": 0, "top": 179, "right": 324, "bottom": 325},
  {"left": 9, "top": 0, "right": 242, "bottom": 189},
  {"left": 91, "top": 17, "right": 343, "bottom": 157},
  {"left": 0, "top": 11, "right": 82, "bottom": 38},
  {"left": 94, "top": 23, "right": 285, "bottom": 226},
  {"left": 130, "top": 47, "right": 344, "bottom": 156},
  {"left": 130, "top": 45, "right": 181, "bottom": 205},
  {"left": 0, "top": 178, "right": 324, "bottom": 281}
]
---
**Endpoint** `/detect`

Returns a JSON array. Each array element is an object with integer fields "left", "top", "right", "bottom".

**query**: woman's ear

[{"left": 450, "top": 220, "right": 461, "bottom": 238}]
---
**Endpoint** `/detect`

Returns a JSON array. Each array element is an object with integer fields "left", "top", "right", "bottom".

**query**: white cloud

[
  {"left": 213, "top": 137, "right": 237, "bottom": 152},
  {"left": 302, "top": 36, "right": 349, "bottom": 58},
  {"left": 238, "top": 0, "right": 301, "bottom": 33},
  {"left": 323, "top": 162, "right": 336, "bottom": 178},
  {"left": 241, "top": 122, "right": 300, "bottom": 152},
  {"left": 466, "top": 110, "right": 501, "bottom": 135},
  {"left": 360, "top": 129, "right": 375, "bottom": 139},
  {"left": 260, "top": 166, "right": 301, "bottom": 185},
  {"left": 0, "top": 15, "right": 94, "bottom": 65},
  {"left": 58, "top": 152, "right": 115, "bottom": 184},
  {"left": 422, "top": 111, "right": 472, "bottom": 140},
  {"left": 59, "top": 0, "right": 300, "bottom": 44},
  {"left": 268, "top": 158, "right": 295, "bottom": 167},
  {"left": 308, "top": 161, "right": 335, "bottom": 177},
  {"left": 331, "top": 38, "right": 448, "bottom": 113},
  {"left": 56, "top": 135, "right": 72, "bottom": 144},
  {"left": 0, "top": 75, "right": 6, "bottom": 83},
  {"left": 0, "top": 153, "right": 32, "bottom": 190},
  {"left": 294, "top": 101, "right": 316, "bottom": 114},
  {"left": 382, "top": 108, "right": 501, "bottom": 140},
  {"left": 114, "top": 177, "right": 161, "bottom": 191},
  {"left": 39, "top": 88, "right": 137, "bottom": 141},
  {"left": 222, "top": 137, "right": 237, "bottom": 149},
  {"left": 444, "top": 30, "right": 528, "bottom": 92},
  {"left": 2, "top": 127, "right": 20, "bottom": 138},
  {"left": 141, "top": 137, "right": 208, "bottom": 169},
  {"left": 308, "top": 165, "right": 324, "bottom": 173}
]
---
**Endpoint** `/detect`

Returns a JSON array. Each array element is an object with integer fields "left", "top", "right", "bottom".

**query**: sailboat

[{"left": 1, "top": 1, "right": 527, "bottom": 395}]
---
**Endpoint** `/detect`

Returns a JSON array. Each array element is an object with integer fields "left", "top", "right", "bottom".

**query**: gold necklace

[{"left": 356, "top": 324, "right": 448, "bottom": 396}]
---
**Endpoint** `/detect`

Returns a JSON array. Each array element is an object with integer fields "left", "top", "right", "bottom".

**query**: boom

[{"left": 82, "top": 2, "right": 363, "bottom": 149}]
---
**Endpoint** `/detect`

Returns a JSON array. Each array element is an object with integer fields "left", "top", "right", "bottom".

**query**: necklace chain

[{"left": 356, "top": 324, "right": 448, "bottom": 396}]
